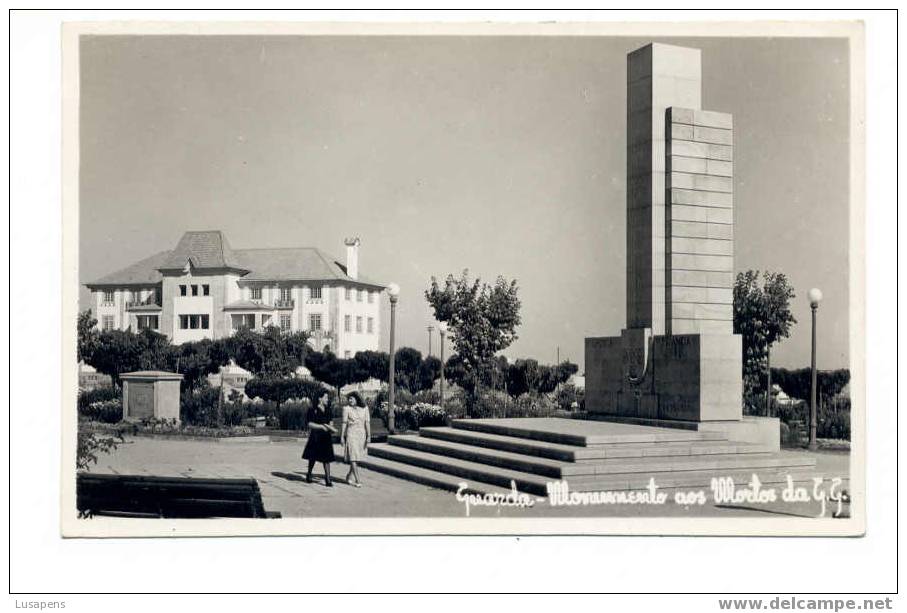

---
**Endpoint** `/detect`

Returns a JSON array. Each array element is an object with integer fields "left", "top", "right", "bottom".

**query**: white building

[{"left": 85, "top": 231, "right": 385, "bottom": 357}]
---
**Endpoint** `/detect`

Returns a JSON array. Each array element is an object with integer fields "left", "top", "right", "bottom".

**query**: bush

[
  {"left": 82, "top": 399, "right": 123, "bottom": 423},
  {"left": 471, "top": 388, "right": 511, "bottom": 418},
  {"left": 78, "top": 386, "right": 119, "bottom": 413},
  {"left": 375, "top": 401, "right": 448, "bottom": 431},
  {"left": 510, "top": 393, "right": 559, "bottom": 418},
  {"left": 180, "top": 387, "right": 222, "bottom": 427},
  {"left": 375, "top": 387, "right": 415, "bottom": 408},
  {"left": 554, "top": 384, "right": 584, "bottom": 411},
  {"left": 277, "top": 401, "right": 310, "bottom": 430},
  {"left": 775, "top": 397, "right": 851, "bottom": 441},
  {"left": 413, "top": 389, "right": 440, "bottom": 405}
]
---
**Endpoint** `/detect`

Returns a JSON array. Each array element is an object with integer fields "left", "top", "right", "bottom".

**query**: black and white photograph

[{"left": 57, "top": 21, "right": 868, "bottom": 537}]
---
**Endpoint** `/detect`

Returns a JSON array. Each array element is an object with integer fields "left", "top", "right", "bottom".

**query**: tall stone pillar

[{"left": 586, "top": 43, "right": 757, "bottom": 433}]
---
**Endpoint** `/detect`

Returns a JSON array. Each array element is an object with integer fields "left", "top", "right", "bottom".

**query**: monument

[
  {"left": 121, "top": 370, "right": 183, "bottom": 423},
  {"left": 585, "top": 43, "right": 778, "bottom": 446}
]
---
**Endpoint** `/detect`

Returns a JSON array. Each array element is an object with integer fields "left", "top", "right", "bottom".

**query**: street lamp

[
  {"left": 438, "top": 321, "right": 448, "bottom": 410},
  {"left": 807, "top": 287, "right": 823, "bottom": 451},
  {"left": 427, "top": 325, "right": 434, "bottom": 357},
  {"left": 386, "top": 283, "right": 400, "bottom": 433}
]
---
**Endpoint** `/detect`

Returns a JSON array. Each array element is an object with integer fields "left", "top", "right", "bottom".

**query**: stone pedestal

[
  {"left": 121, "top": 370, "right": 183, "bottom": 423},
  {"left": 586, "top": 332, "right": 742, "bottom": 422}
]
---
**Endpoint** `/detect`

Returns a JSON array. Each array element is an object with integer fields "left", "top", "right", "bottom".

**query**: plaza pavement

[{"left": 89, "top": 436, "right": 852, "bottom": 519}]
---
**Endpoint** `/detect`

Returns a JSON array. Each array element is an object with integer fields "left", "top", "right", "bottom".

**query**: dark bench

[{"left": 77, "top": 473, "right": 280, "bottom": 519}]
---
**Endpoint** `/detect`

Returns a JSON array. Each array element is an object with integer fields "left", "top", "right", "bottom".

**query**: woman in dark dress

[{"left": 302, "top": 392, "right": 336, "bottom": 486}]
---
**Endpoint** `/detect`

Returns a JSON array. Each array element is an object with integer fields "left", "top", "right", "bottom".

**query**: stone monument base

[
  {"left": 583, "top": 414, "right": 781, "bottom": 451},
  {"left": 586, "top": 332, "right": 743, "bottom": 421}
]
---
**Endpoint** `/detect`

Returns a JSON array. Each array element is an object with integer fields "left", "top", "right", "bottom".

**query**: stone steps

[
  {"left": 354, "top": 453, "right": 515, "bottom": 497},
  {"left": 387, "top": 434, "right": 788, "bottom": 478},
  {"left": 362, "top": 444, "right": 822, "bottom": 497},
  {"left": 367, "top": 444, "right": 553, "bottom": 495},
  {"left": 420, "top": 426, "right": 771, "bottom": 461},
  {"left": 354, "top": 418, "right": 817, "bottom": 499},
  {"left": 450, "top": 418, "right": 726, "bottom": 446}
]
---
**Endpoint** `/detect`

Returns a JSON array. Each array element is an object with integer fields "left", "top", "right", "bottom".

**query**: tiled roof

[
  {"left": 85, "top": 232, "right": 386, "bottom": 288},
  {"left": 160, "top": 230, "right": 247, "bottom": 271},
  {"left": 233, "top": 248, "right": 384, "bottom": 287},
  {"left": 85, "top": 250, "right": 171, "bottom": 287}
]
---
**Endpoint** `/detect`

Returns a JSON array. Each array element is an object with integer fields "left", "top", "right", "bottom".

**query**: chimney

[{"left": 344, "top": 237, "right": 361, "bottom": 280}]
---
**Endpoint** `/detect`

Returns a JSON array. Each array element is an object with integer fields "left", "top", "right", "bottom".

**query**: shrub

[
  {"left": 180, "top": 387, "right": 222, "bottom": 427},
  {"left": 375, "top": 401, "right": 448, "bottom": 431},
  {"left": 277, "top": 401, "right": 310, "bottom": 430},
  {"left": 510, "top": 393, "right": 559, "bottom": 418},
  {"left": 78, "top": 386, "right": 119, "bottom": 413},
  {"left": 375, "top": 387, "right": 415, "bottom": 408},
  {"left": 775, "top": 397, "right": 851, "bottom": 441},
  {"left": 413, "top": 389, "right": 440, "bottom": 405},
  {"left": 471, "top": 388, "right": 511, "bottom": 419},
  {"left": 554, "top": 384, "right": 584, "bottom": 411},
  {"left": 82, "top": 399, "right": 123, "bottom": 423}
]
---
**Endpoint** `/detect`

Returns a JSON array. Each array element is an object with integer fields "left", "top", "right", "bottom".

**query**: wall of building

[
  {"left": 336, "top": 287, "right": 381, "bottom": 358},
  {"left": 93, "top": 275, "right": 382, "bottom": 353}
]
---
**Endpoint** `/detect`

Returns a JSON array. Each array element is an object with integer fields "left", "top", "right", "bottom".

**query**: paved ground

[{"left": 89, "top": 436, "right": 852, "bottom": 519}]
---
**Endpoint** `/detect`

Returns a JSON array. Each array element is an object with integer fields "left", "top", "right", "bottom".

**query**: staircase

[{"left": 358, "top": 417, "right": 818, "bottom": 497}]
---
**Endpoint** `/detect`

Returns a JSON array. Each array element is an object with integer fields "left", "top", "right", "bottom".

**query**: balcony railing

[
  {"left": 126, "top": 301, "right": 162, "bottom": 311},
  {"left": 274, "top": 299, "right": 295, "bottom": 309}
]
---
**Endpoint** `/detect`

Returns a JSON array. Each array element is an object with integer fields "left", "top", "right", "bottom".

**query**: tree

[
  {"left": 394, "top": 347, "right": 424, "bottom": 393},
  {"left": 417, "top": 356, "right": 443, "bottom": 394},
  {"left": 425, "top": 270, "right": 521, "bottom": 413},
  {"left": 306, "top": 351, "right": 369, "bottom": 405},
  {"left": 168, "top": 339, "right": 230, "bottom": 392},
  {"left": 733, "top": 270, "right": 797, "bottom": 412},
  {"left": 245, "top": 376, "right": 327, "bottom": 411},
  {"left": 354, "top": 350, "right": 390, "bottom": 382},
  {"left": 77, "top": 309, "right": 99, "bottom": 363},
  {"left": 771, "top": 367, "right": 850, "bottom": 403},
  {"left": 87, "top": 328, "right": 172, "bottom": 387},
  {"left": 226, "top": 327, "right": 310, "bottom": 378}
]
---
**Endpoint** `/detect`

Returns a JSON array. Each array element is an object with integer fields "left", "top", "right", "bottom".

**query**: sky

[{"left": 78, "top": 34, "right": 851, "bottom": 371}]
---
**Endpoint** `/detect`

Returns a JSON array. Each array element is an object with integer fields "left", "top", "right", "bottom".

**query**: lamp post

[
  {"left": 807, "top": 287, "right": 823, "bottom": 451},
  {"left": 438, "top": 322, "right": 448, "bottom": 410},
  {"left": 427, "top": 325, "right": 434, "bottom": 357},
  {"left": 386, "top": 282, "right": 400, "bottom": 434}
]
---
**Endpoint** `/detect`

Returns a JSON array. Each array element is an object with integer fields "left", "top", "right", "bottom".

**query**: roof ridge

[
  {"left": 234, "top": 246, "right": 320, "bottom": 252},
  {"left": 312, "top": 248, "right": 344, "bottom": 279}
]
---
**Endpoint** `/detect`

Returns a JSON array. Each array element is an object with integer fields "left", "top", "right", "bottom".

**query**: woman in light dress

[{"left": 341, "top": 391, "right": 371, "bottom": 488}]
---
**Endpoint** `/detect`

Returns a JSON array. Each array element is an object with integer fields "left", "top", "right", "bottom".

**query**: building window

[
  {"left": 367, "top": 291, "right": 374, "bottom": 304},
  {"left": 310, "top": 286, "right": 322, "bottom": 300},
  {"left": 344, "top": 314, "right": 351, "bottom": 332},
  {"left": 101, "top": 315, "right": 114, "bottom": 331},
  {"left": 137, "top": 315, "right": 159, "bottom": 330},
  {"left": 232, "top": 314, "right": 255, "bottom": 329},
  {"left": 356, "top": 316, "right": 363, "bottom": 333},
  {"left": 191, "top": 284, "right": 199, "bottom": 296},
  {"left": 357, "top": 289, "right": 363, "bottom": 302},
  {"left": 203, "top": 284, "right": 210, "bottom": 296},
  {"left": 367, "top": 317, "right": 374, "bottom": 334},
  {"left": 103, "top": 290, "right": 115, "bottom": 304},
  {"left": 309, "top": 314, "right": 322, "bottom": 331},
  {"left": 180, "top": 285, "right": 187, "bottom": 297},
  {"left": 345, "top": 287, "right": 351, "bottom": 301},
  {"left": 280, "top": 287, "right": 292, "bottom": 302},
  {"left": 251, "top": 287, "right": 262, "bottom": 301},
  {"left": 280, "top": 315, "right": 291, "bottom": 331},
  {"left": 179, "top": 314, "right": 209, "bottom": 330}
]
